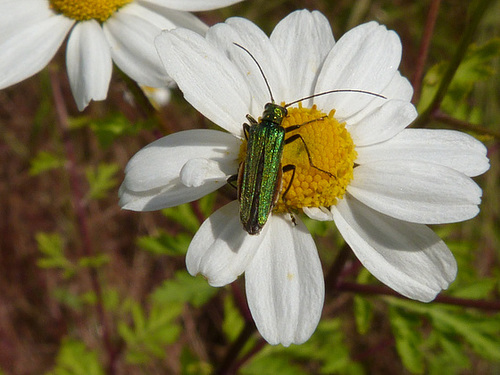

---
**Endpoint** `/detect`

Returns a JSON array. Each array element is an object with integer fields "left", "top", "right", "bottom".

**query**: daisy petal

[
  {"left": 347, "top": 160, "right": 483, "bottom": 224},
  {"left": 356, "top": 129, "right": 490, "bottom": 177},
  {"left": 0, "top": 13, "right": 73, "bottom": 89},
  {"left": 245, "top": 215, "right": 324, "bottom": 346},
  {"left": 186, "top": 201, "right": 266, "bottom": 286},
  {"left": 103, "top": 3, "right": 172, "bottom": 88},
  {"left": 315, "top": 22, "right": 402, "bottom": 119},
  {"left": 347, "top": 99, "right": 417, "bottom": 146},
  {"left": 66, "top": 21, "right": 112, "bottom": 110},
  {"left": 140, "top": 0, "right": 242, "bottom": 11},
  {"left": 303, "top": 206, "right": 334, "bottom": 221},
  {"left": 206, "top": 17, "right": 287, "bottom": 112},
  {"left": 137, "top": 3, "right": 208, "bottom": 35},
  {"left": 333, "top": 196, "right": 457, "bottom": 302},
  {"left": 156, "top": 28, "right": 251, "bottom": 135},
  {"left": 270, "top": 10, "right": 335, "bottom": 103},
  {"left": 119, "top": 130, "right": 239, "bottom": 211},
  {"left": 0, "top": 0, "right": 53, "bottom": 43}
]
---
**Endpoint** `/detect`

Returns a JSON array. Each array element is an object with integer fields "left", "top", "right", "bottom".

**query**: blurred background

[{"left": 1, "top": 0, "right": 499, "bottom": 374}]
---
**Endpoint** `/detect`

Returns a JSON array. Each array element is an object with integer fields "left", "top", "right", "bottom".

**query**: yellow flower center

[
  {"left": 50, "top": 0, "right": 132, "bottom": 22},
  {"left": 239, "top": 104, "right": 357, "bottom": 213}
]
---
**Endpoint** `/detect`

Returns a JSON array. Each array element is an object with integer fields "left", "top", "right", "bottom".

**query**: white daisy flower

[
  {"left": 119, "top": 10, "right": 489, "bottom": 346},
  {"left": 0, "top": 0, "right": 242, "bottom": 110}
]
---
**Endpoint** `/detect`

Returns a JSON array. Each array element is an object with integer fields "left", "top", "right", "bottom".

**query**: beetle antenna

[
  {"left": 285, "top": 89, "right": 386, "bottom": 108},
  {"left": 233, "top": 43, "right": 275, "bottom": 103}
]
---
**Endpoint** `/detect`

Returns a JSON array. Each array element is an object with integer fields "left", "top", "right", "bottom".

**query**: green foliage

[
  {"left": 36, "top": 232, "right": 75, "bottom": 278},
  {"left": 353, "top": 296, "right": 373, "bottom": 335},
  {"left": 222, "top": 294, "right": 245, "bottom": 342},
  {"left": 137, "top": 231, "right": 191, "bottom": 256},
  {"left": 161, "top": 193, "right": 215, "bottom": 234},
  {"left": 180, "top": 348, "right": 212, "bottom": 375},
  {"left": 69, "top": 113, "right": 147, "bottom": 148},
  {"left": 418, "top": 38, "right": 500, "bottom": 119},
  {"left": 119, "top": 271, "right": 218, "bottom": 364},
  {"left": 85, "top": 163, "right": 120, "bottom": 200},
  {"left": 242, "top": 319, "right": 364, "bottom": 375},
  {"left": 45, "top": 339, "right": 104, "bottom": 375},
  {"left": 387, "top": 298, "right": 500, "bottom": 373},
  {"left": 29, "top": 151, "right": 65, "bottom": 175},
  {"left": 118, "top": 300, "right": 183, "bottom": 364},
  {"left": 151, "top": 271, "right": 218, "bottom": 308},
  {"left": 389, "top": 306, "right": 425, "bottom": 374},
  {"left": 36, "top": 231, "right": 110, "bottom": 279},
  {"left": 354, "top": 269, "right": 374, "bottom": 335}
]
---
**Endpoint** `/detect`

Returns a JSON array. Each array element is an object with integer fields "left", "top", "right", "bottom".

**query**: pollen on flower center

[
  {"left": 50, "top": 0, "right": 132, "bottom": 22},
  {"left": 239, "top": 104, "right": 356, "bottom": 213}
]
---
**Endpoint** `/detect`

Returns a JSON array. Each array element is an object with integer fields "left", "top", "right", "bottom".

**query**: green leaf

[
  {"left": 389, "top": 306, "right": 425, "bottom": 374},
  {"left": 180, "top": 348, "right": 212, "bottom": 375},
  {"left": 85, "top": 163, "right": 120, "bottom": 200},
  {"left": 222, "top": 294, "right": 245, "bottom": 342},
  {"left": 418, "top": 38, "right": 500, "bottom": 119},
  {"left": 161, "top": 203, "right": 203, "bottom": 234},
  {"left": 449, "top": 278, "right": 496, "bottom": 299},
  {"left": 242, "top": 354, "right": 308, "bottom": 375},
  {"left": 243, "top": 319, "right": 363, "bottom": 375},
  {"left": 118, "top": 301, "right": 183, "bottom": 364},
  {"left": 353, "top": 295, "right": 373, "bottom": 335},
  {"left": 36, "top": 232, "right": 75, "bottom": 278},
  {"left": 78, "top": 254, "right": 110, "bottom": 269},
  {"left": 430, "top": 308, "right": 500, "bottom": 361},
  {"left": 388, "top": 298, "right": 500, "bottom": 365},
  {"left": 77, "top": 113, "right": 146, "bottom": 148},
  {"left": 29, "top": 151, "right": 65, "bottom": 176},
  {"left": 45, "top": 338, "right": 105, "bottom": 375},
  {"left": 151, "top": 271, "right": 218, "bottom": 308},
  {"left": 137, "top": 231, "right": 191, "bottom": 256}
]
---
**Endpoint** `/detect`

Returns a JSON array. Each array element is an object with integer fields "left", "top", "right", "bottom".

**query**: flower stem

[
  {"left": 49, "top": 66, "right": 117, "bottom": 375},
  {"left": 413, "top": 0, "right": 494, "bottom": 127},
  {"left": 411, "top": 0, "right": 442, "bottom": 104}
]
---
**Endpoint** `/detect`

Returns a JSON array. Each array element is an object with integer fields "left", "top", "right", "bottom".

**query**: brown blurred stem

[
  {"left": 49, "top": 67, "right": 117, "bottom": 375},
  {"left": 411, "top": 0, "right": 441, "bottom": 104},
  {"left": 413, "top": 0, "right": 494, "bottom": 127},
  {"left": 337, "top": 282, "right": 500, "bottom": 311},
  {"left": 214, "top": 320, "right": 258, "bottom": 375},
  {"left": 433, "top": 110, "right": 500, "bottom": 140}
]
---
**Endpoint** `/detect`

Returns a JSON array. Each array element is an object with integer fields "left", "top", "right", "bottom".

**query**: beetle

[{"left": 232, "top": 43, "right": 385, "bottom": 235}]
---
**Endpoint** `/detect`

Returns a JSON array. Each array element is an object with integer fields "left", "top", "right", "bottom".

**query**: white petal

[
  {"left": 333, "top": 195, "right": 457, "bottom": 302},
  {"left": 155, "top": 28, "right": 251, "bottom": 135},
  {"left": 140, "top": 0, "right": 242, "bottom": 11},
  {"left": 343, "top": 72, "right": 414, "bottom": 126},
  {"left": 186, "top": 201, "right": 266, "bottom": 286},
  {"left": 315, "top": 22, "right": 402, "bottom": 119},
  {"left": 347, "top": 160, "right": 483, "bottom": 224},
  {"left": 137, "top": 2, "right": 208, "bottom": 35},
  {"left": 347, "top": 99, "right": 417, "bottom": 146},
  {"left": 269, "top": 10, "right": 335, "bottom": 103},
  {"left": 245, "top": 215, "right": 324, "bottom": 346},
  {"left": 0, "top": 12, "right": 73, "bottom": 89},
  {"left": 356, "top": 129, "right": 490, "bottom": 177},
  {"left": 206, "top": 17, "right": 287, "bottom": 113},
  {"left": 66, "top": 21, "right": 112, "bottom": 110},
  {"left": 180, "top": 158, "right": 229, "bottom": 187},
  {"left": 0, "top": 0, "right": 53, "bottom": 43},
  {"left": 103, "top": 3, "right": 172, "bottom": 87},
  {"left": 119, "top": 130, "right": 239, "bottom": 211},
  {"left": 303, "top": 206, "right": 334, "bottom": 221}
]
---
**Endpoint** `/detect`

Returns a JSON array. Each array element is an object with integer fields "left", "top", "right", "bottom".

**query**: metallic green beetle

[{"left": 233, "top": 43, "right": 385, "bottom": 235}]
